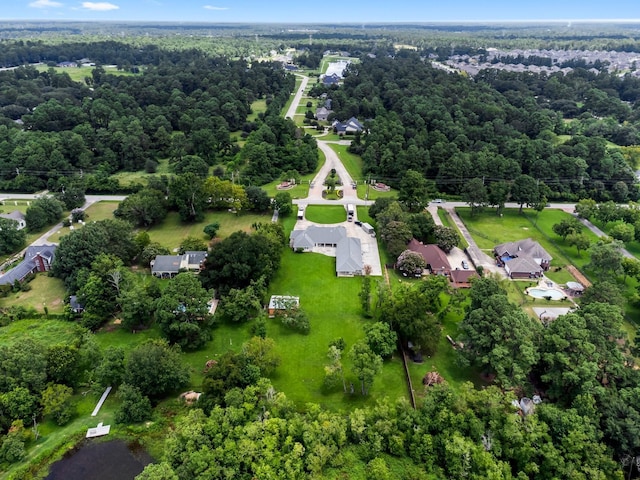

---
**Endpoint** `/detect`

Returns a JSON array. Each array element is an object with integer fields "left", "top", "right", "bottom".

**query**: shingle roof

[
  {"left": 151, "top": 255, "right": 182, "bottom": 274},
  {"left": 494, "top": 238, "right": 552, "bottom": 262},
  {"left": 290, "top": 226, "right": 346, "bottom": 249},
  {"left": 0, "top": 244, "right": 57, "bottom": 286},
  {"left": 0, "top": 211, "right": 25, "bottom": 223},
  {"left": 336, "top": 237, "right": 363, "bottom": 274},
  {"left": 185, "top": 251, "right": 207, "bottom": 266},
  {"left": 407, "top": 239, "right": 450, "bottom": 273},
  {"left": 505, "top": 256, "right": 543, "bottom": 275}
]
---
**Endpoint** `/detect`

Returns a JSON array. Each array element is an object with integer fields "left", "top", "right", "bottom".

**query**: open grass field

[
  {"left": 1, "top": 274, "right": 67, "bottom": 314},
  {"left": 145, "top": 210, "right": 272, "bottom": 250},
  {"left": 34, "top": 64, "right": 138, "bottom": 83},
  {"left": 0, "top": 318, "right": 84, "bottom": 345},
  {"left": 247, "top": 98, "right": 268, "bottom": 122},
  {"left": 109, "top": 158, "right": 171, "bottom": 187},
  {"left": 266, "top": 249, "right": 407, "bottom": 409},
  {"left": 304, "top": 205, "right": 346, "bottom": 224},
  {"left": 47, "top": 201, "right": 120, "bottom": 243},
  {"left": 329, "top": 144, "right": 362, "bottom": 181}
]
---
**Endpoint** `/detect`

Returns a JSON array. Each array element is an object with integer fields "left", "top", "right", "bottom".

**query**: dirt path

[{"left": 566, "top": 265, "right": 592, "bottom": 287}]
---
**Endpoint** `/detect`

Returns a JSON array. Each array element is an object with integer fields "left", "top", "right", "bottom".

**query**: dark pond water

[{"left": 45, "top": 439, "right": 154, "bottom": 480}]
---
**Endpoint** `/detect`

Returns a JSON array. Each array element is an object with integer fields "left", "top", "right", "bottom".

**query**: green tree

[
  {"left": 511, "top": 174, "right": 539, "bottom": 213},
  {"left": 574, "top": 198, "right": 597, "bottom": 219},
  {"left": 488, "top": 181, "right": 509, "bottom": 216},
  {"left": 241, "top": 336, "right": 280, "bottom": 376},
  {"left": 94, "top": 346, "right": 125, "bottom": 388},
  {"left": 56, "top": 182, "right": 85, "bottom": 210},
  {"left": 608, "top": 221, "right": 635, "bottom": 243},
  {"left": 124, "top": 340, "right": 189, "bottom": 399},
  {"left": 119, "top": 283, "right": 155, "bottom": 331},
  {"left": 359, "top": 274, "right": 372, "bottom": 317},
  {"left": 41, "top": 383, "right": 74, "bottom": 425},
  {"left": 396, "top": 249, "right": 426, "bottom": 276},
  {"left": 135, "top": 463, "right": 178, "bottom": 480},
  {"left": 245, "top": 186, "right": 271, "bottom": 212},
  {"left": 433, "top": 225, "right": 459, "bottom": 253},
  {"left": 168, "top": 172, "right": 207, "bottom": 222},
  {"left": 588, "top": 240, "right": 624, "bottom": 276},
  {"left": 114, "top": 188, "right": 168, "bottom": 227},
  {"left": 581, "top": 281, "right": 625, "bottom": 310},
  {"left": 203, "top": 222, "right": 220, "bottom": 239},
  {"left": 379, "top": 220, "right": 412, "bottom": 258},
  {"left": 273, "top": 191, "right": 292, "bottom": 216},
  {"left": 155, "top": 272, "right": 214, "bottom": 350},
  {"left": 349, "top": 341, "right": 382, "bottom": 395},
  {"left": 324, "top": 345, "right": 346, "bottom": 392},
  {"left": 114, "top": 383, "right": 152, "bottom": 424},
  {"left": 552, "top": 217, "right": 582, "bottom": 240},
  {"left": 398, "top": 169, "right": 430, "bottom": 212},
  {"left": 407, "top": 211, "right": 435, "bottom": 243},
  {"left": 567, "top": 232, "right": 591, "bottom": 256},
  {"left": 365, "top": 322, "right": 398, "bottom": 358},
  {"left": 217, "top": 285, "right": 262, "bottom": 323},
  {"left": 461, "top": 177, "right": 488, "bottom": 216},
  {"left": 0, "top": 218, "right": 26, "bottom": 255},
  {"left": 622, "top": 257, "right": 640, "bottom": 284},
  {"left": 25, "top": 196, "right": 64, "bottom": 231},
  {"left": 459, "top": 294, "right": 540, "bottom": 388},
  {"left": 0, "top": 387, "right": 38, "bottom": 423}
]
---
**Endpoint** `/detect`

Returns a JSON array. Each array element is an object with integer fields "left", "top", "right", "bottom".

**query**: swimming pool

[{"left": 527, "top": 287, "right": 565, "bottom": 300}]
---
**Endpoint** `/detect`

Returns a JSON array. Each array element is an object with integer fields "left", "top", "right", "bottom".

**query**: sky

[{"left": 3, "top": 0, "right": 640, "bottom": 23}]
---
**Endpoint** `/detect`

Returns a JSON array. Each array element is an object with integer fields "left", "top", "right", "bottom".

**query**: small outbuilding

[{"left": 268, "top": 295, "right": 300, "bottom": 317}]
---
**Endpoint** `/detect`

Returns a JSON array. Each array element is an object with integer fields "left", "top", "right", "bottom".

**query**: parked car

[
  {"left": 462, "top": 260, "right": 469, "bottom": 270},
  {"left": 354, "top": 220, "right": 362, "bottom": 226}
]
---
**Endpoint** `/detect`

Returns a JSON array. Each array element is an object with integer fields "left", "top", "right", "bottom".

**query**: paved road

[{"left": 285, "top": 74, "right": 309, "bottom": 120}]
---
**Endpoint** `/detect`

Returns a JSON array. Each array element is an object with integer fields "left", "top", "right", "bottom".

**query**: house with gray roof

[
  {"left": 290, "top": 225, "right": 364, "bottom": 276},
  {"left": 290, "top": 225, "right": 347, "bottom": 251},
  {"left": 495, "top": 238, "right": 552, "bottom": 269},
  {"left": 0, "top": 211, "right": 26, "bottom": 230},
  {"left": 333, "top": 117, "right": 364, "bottom": 135},
  {"left": 316, "top": 106, "right": 332, "bottom": 121},
  {"left": 494, "top": 238, "right": 551, "bottom": 279},
  {"left": 151, "top": 251, "right": 208, "bottom": 278},
  {"left": 0, "top": 244, "right": 57, "bottom": 286},
  {"left": 336, "top": 237, "right": 363, "bottom": 277}
]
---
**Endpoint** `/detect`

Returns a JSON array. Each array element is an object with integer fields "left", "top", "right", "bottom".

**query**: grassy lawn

[
  {"left": 266, "top": 249, "right": 407, "bottom": 409},
  {"left": 304, "top": 205, "right": 346, "bottom": 224},
  {"left": 1, "top": 274, "right": 67, "bottom": 314},
  {"left": 145, "top": 211, "right": 272, "bottom": 250},
  {"left": 0, "top": 319, "right": 85, "bottom": 345},
  {"left": 439, "top": 208, "right": 469, "bottom": 249},
  {"left": 329, "top": 144, "right": 362, "bottom": 181},
  {"left": 48, "top": 201, "right": 120, "bottom": 243},
  {"left": 34, "top": 64, "right": 138, "bottom": 83},
  {"left": 457, "top": 208, "right": 598, "bottom": 279},
  {"left": 247, "top": 98, "right": 267, "bottom": 122}
]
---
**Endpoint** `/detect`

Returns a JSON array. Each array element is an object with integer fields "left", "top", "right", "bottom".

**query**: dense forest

[
  {"left": 0, "top": 43, "right": 309, "bottom": 192},
  {"left": 323, "top": 52, "right": 639, "bottom": 201}
]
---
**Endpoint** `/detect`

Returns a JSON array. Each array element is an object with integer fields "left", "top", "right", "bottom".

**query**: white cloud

[
  {"left": 81, "top": 2, "right": 119, "bottom": 10},
  {"left": 29, "top": 0, "right": 63, "bottom": 7},
  {"left": 203, "top": 5, "right": 228, "bottom": 10}
]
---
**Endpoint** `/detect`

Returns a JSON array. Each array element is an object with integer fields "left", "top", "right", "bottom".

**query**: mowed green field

[
  {"left": 145, "top": 211, "right": 273, "bottom": 250},
  {"left": 304, "top": 205, "right": 346, "bottom": 223},
  {"left": 34, "top": 65, "right": 138, "bottom": 83},
  {"left": 266, "top": 249, "right": 407, "bottom": 409},
  {"left": 1, "top": 275, "right": 67, "bottom": 314}
]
